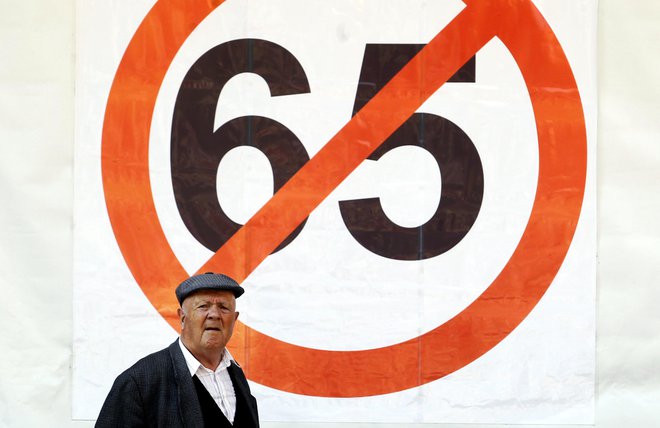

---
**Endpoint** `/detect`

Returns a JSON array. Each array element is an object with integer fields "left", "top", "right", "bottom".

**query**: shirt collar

[{"left": 178, "top": 337, "right": 234, "bottom": 376}]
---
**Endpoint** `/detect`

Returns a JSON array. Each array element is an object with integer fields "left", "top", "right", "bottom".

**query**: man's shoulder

[
  {"left": 117, "top": 341, "right": 178, "bottom": 381},
  {"left": 98, "top": 341, "right": 187, "bottom": 426}
]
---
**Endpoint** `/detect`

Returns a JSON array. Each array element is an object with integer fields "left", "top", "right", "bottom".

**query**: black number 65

[{"left": 170, "top": 40, "right": 484, "bottom": 261}]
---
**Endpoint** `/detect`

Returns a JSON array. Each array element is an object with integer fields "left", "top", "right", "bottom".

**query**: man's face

[{"left": 178, "top": 289, "right": 239, "bottom": 362}]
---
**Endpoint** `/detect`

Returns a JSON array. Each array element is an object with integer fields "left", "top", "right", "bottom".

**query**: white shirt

[{"left": 178, "top": 339, "right": 237, "bottom": 424}]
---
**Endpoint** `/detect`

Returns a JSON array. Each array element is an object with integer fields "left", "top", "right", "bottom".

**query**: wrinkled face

[{"left": 178, "top": 289, "right": 239, "bottom": 360}]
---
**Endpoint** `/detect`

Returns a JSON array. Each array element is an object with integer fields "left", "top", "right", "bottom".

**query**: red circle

[{"left": 102, "top": 0, "right": 587, "bottom": 397}]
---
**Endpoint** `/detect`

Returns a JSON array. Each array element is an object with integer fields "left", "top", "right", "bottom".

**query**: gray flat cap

[{"left": 175, "top": 272, "right": 245, "bottom": 304}]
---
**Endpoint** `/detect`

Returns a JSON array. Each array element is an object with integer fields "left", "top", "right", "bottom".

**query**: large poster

[{"left": 74, "top": 0, "right": 596, "bottom": 423}]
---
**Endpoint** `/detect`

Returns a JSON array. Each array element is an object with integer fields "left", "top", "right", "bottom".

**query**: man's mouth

[{"left": 205, "top": 327, "right": 220, "bottom": 332}]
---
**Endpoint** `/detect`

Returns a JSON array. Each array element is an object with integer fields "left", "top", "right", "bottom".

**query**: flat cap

[{"left": 175, "top": 272, "right": 245, "bottom": 304}]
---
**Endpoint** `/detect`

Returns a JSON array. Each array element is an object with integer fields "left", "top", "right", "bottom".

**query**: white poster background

[{"left": 74, "top": 0, "right": 596, "bottom": 423}]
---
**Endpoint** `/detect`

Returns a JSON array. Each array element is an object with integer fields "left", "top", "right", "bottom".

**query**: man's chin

[{"left": 201, "top": 335, "right": 227, "bottom": 350}]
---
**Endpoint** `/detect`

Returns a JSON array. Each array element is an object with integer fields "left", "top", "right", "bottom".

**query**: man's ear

[
  {"left": 234, "top": 311, "right": 239, "bottom": 321},
  {"left": 177, "top": 307, "right": 185, "bottom": 326}
]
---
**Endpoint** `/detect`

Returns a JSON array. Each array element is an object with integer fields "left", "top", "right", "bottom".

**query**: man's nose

[{"left": 207, "top": 305, "right": 221, "bottom": 318}]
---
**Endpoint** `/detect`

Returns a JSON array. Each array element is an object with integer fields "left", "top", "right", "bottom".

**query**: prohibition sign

[{"left": 102, "top": 0, "right": 587, "bottom": 397}]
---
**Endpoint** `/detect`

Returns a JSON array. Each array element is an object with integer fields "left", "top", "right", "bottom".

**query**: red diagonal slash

[
  {"left": 103, "top": 0, "right": 587, "bottom": 397},
  {"left": 199, "top": 2, "right": 498, "bottom": 280}
]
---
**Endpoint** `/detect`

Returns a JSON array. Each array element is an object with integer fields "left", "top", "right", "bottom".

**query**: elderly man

[{"left": 96, "top": 272, "right": 259, "bottom": 427}]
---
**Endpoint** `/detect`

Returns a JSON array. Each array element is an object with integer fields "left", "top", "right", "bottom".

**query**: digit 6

[{"left": 171, "top": 39, "right": 310, "bottom": 253}]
